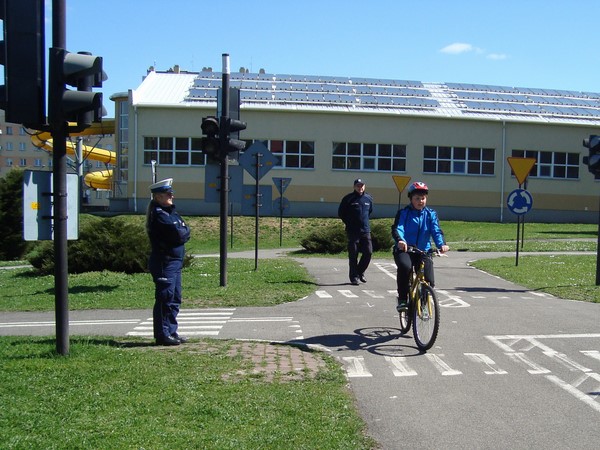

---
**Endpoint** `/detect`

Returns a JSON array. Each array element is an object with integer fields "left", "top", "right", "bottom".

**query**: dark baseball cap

[{"left": 354, "top": 178, "right": 365, "bottom": 185}]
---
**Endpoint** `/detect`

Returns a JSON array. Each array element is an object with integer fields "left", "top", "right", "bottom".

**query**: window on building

[
  {"left": 5, "top": 142, "right": 13, "bottom": 151},
  {"left": 6, "top": 158, "right": 13, "bottom": 167},
  {"left": 5, "top": 126, "right": 13, "bottom": 135},
  {"left": 270, "top": 139, "right": 315, "bottom": 168},
  {"left": 143, "top": 136, "right": 205, "bottom": 166},
  {"left": 332, "top": 142, "right": 406, "bottom": 172},
  {"left": 512, "top": 149, "right": 579, "bottom": 179},
  {"left": 34, "top": 158, "right": 42, "bottom": 167},
  {"left": 19, "top": 158, "right": 26, "bottom": 167},
  {"left": 423, "top": 145, "right": 495, "bottom": 175},
  {"left": 19, "top": 127, "right": 26, "bottom": 136},
  {"left": 19, "top": 142, "right": 26, "bottom": 151}
]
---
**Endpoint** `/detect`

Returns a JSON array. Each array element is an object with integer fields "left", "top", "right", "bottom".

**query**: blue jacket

[
  {"left": 148, "top": 202, "right": 191, "bottom": 260},
  {"left": 338, "top": 191, "right": 373, "bottom": 234},
  {"left": 392, "top": 205, "right": 445, "bottom": 252}
]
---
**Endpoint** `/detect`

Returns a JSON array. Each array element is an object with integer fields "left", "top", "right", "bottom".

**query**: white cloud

[
  {"left": 440, "top": 42, "right": 508, "bottom": 60},
  {"left": 487, "top": 53, "right": 508, "bottom": 60},
  {"left": 440, "top": 42, "right": 474, "bottom": 54}
]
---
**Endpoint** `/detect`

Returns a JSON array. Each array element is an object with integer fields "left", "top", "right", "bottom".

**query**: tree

[{"left": 0, "top": 169, "right": 29, "bottom": 260}]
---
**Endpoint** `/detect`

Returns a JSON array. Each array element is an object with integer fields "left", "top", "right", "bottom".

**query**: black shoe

[
  {"left": 350, "top": 278, "right": 359, "bottom": 285},
  {"left": 396, "top": 297, "right": 408, "bottom": 311},
  {"left": 359, "top": 274, "right": 367, "bottom": 283},
  {"left": 172, "top": 333, "right": 188, "bottom": 343},
  {"left": 156, "top": 335, "right": 180, "bottom": 346}
]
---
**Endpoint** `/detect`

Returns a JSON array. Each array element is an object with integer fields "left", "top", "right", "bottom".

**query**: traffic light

[
  {"left": 0, "top": 0, "right": 46, "bottom": 127},
  {"left": 201, "top": 116, "right": 220, "bottom": 163},
  {"left": 49, "top": 48, "right": 104, "bottom": 130},
  {"left": 223, "top": 117, "right": 247, "bottom": 153},
  {"left": 582, "top": 135, "right": 600, "bottom": 176}
]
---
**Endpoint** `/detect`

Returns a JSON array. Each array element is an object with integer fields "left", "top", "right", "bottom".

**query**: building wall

[{"left": 123, "top": 103, "right": 600, "bottom": 223}]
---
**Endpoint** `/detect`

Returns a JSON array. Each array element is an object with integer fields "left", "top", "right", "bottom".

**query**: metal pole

[
  {"left": 219, "top": 54, "right": 230, "bottom": 287},
  {"left": 254, "top": 152, "right": 261, "bottom": 270},
  {"left": 51, "top": 0, "right": 69, "bottom": 355},
  {"left": 596, "top": 195, "right": 600, "bottom": 285}
]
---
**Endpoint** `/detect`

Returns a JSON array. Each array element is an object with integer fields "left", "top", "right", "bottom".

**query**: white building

[{"left": 108, "top": 69, "right": 600, "bottom": 223}]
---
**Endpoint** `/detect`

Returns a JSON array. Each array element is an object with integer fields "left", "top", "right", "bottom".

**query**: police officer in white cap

[{"left": 146, "top": 178, "right": 191, "bottom": 345}]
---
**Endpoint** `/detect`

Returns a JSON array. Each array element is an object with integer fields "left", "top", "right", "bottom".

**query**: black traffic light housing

[
  {"left": 224, "top": 118, "right": 247, "bottom": 153},
  {"left": 583, "top": 135, "right": 600, "bottom": 176},
  {"left": 49, "top": 48, "right": 104, "bottom": 130},
  {"left": 0, "top": 0, "right": 46, "bottom": 127},
  {"left": 201, "top": 116, "right": 220, "bottom": 163}
]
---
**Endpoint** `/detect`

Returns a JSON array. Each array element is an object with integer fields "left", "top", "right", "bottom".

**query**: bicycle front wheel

[{"left": 412, "top": 283, "right": 440, "bottom": 351}]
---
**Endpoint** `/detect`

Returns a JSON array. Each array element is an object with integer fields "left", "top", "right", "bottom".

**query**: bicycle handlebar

[{"left": 406, "top": 246, "right": 442, "bottom": 257}]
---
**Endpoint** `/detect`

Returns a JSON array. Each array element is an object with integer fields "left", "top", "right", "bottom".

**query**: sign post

[{"left": 507, "top": 157, "right": 536, "bottom": 266}]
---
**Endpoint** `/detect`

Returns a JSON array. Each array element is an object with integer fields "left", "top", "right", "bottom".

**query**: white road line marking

[
  {"left": 315, "top": 290, "right": 332, "bottom": 298},
  {"left": 504, "top": 352, "right": 551, "bottom": 374},
  {"left": 425, "top": 354, "right": 463, "bottom": 376},
  {"left": 339, "top": 290, "right": 359, "bottom": 298},
  {"left": 341, "top": 356, "right": 373, "bottom": 377},
  {"left": 464, "top": 353, "right": 507, "bottom": 375},
  {"left": 385, "top": 356, "right": 417, "bottom": 377},
  {"left": 543, "top": 351, "right": 592, "bottom": 372},
  {"left": 546, "top": 374, "right": 600, "bottom": 414},
  {"left": 363, "top": 290, "right": 384, "bottom": 298}
]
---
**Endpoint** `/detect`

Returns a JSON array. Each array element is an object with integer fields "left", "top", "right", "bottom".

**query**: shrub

[
  {"left": 27, "top": 216, "right": 151, "bottom": 274},
  {"left": 300, "top": 220, "right": 394, "bottom": 254},
  {"left": 0, "top": 169, "right": 31, "bottom": 260}
]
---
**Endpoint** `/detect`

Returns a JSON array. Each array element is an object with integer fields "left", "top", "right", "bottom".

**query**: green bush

[
  {"left": 27, "top": 216, "right": 151, "bottom": 274},
  {"left": 0, "top": 169, "right": 31, "bottom": 260},
  {"left": 300, "top": 220, "right": 394, "bottom": 254}
]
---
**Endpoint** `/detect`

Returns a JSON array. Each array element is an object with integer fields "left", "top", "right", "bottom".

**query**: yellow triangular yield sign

[
  {"left": 392, "top": 175, "right": 411, "bottom": 193},
  {"left": 507, "top": 157, "right": 536, "bottom": 185}
]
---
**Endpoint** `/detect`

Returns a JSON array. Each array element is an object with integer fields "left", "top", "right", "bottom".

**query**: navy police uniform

[
  {"left": 338, "top": 178, "right": 373, "bottom": 284},
  {"left": 147, "top": 179, "right": 191, "bottom": 345}
]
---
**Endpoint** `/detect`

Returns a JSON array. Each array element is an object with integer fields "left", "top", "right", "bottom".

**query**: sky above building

[{"left": 54, "top": 0, "right": 599, "bottom": 101}]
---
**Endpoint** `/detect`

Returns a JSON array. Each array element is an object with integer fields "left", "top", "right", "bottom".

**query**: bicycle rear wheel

[
  {"left": 412, "top": 283, "right": 440, "bottom": 351},
  {"left": 398, "top": 301, "right": 411, "bottom": 335}
]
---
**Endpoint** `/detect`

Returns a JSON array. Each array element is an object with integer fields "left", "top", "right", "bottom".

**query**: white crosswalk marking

[
  {"left": 339, "top": 290, "right": 359, "bottom": 298},
  {"left": 127, "top": 309, "right": 235, "bottom": 337},
  {"left": 425, "top": 353, "right": 463, "bottom": 376},
  {"left": 315, "top": 290, "right": 332, "bottom": 298},
  {"left": 385, "top": 356, "right": 417, "bottom": 377},
  {"left": 342, "top": 356, "right": 373, "bottom": 377},
  {"left": 464, "top": 353, "right": 507, "bottom": 375}
]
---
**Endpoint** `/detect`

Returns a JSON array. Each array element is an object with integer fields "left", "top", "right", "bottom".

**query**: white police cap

[{"left": 150, "top": 178, "right": 173, "bottom": 193}]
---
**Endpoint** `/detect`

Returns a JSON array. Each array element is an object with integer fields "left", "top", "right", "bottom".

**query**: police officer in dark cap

[
  {"left": 338, "top": 178, "right": 374, "bottom": 285},
  {"left": 146, "top": 178, "right": 191, "bottom": 346}
]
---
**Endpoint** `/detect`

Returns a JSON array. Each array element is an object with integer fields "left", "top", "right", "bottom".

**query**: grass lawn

[{"left": 0, "top": 337, "right": 375, "bottom": 449}]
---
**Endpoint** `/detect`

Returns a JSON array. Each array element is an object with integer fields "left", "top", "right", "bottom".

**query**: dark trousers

[
  {"left": 347, "top": 232, "right": 373, "bottom": 280},
  {"left": 150, "top": 256, "right": 183, "bottom": 340},
  {"left": 393, "top": 250, "right": 435, "bottom": 301}
]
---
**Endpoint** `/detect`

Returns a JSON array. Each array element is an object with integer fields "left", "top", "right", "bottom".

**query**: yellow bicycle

[{"left": 397, "top": 246, "right": 440, "bottom": 351}]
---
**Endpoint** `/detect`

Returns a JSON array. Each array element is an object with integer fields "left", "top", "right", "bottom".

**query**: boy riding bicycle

[{"left": 392, "top": 181, "right": 449, "bottom": 310}]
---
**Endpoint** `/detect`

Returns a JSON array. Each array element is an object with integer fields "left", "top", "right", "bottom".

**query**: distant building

[
  {"left": 105, "top": 69, "right": 600, "bottom": 222},
  {"left": 0, "top": 110, "right": 115, "bottom": 210}
]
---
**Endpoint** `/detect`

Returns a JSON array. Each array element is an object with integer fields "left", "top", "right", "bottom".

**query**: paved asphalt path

[{"left": 3, "top": 249, "right": 600, "bottom": 449}]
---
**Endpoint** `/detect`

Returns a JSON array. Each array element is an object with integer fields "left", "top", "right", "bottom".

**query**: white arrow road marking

[
  {"left": 464, "top": 353, "right": 507, "bottom": 375},
  {"left": 341, "top": 356, "right": 373, "bottom": 377}
]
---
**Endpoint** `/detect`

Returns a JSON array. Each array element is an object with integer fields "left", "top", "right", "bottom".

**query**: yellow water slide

[{"left": 31, "top": 120, "right": 116, "bottom": 190}]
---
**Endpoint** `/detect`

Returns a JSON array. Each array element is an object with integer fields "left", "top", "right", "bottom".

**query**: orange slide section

[{"left": 31, "top": 120, "right": 116, "bottom": 190}]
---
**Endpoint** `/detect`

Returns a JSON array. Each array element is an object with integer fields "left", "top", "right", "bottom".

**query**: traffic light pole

[
  {"left": 50, "top": 0, "right": 69, "bottom": 355},
  {"left": 219, "top": 54, "right": 230, "bottom": 287}
]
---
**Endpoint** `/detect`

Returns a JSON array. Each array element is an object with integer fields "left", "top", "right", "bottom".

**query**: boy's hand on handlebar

[
  {"left": 397, "top": 240, "right": 407, "bottom": 252},
  {"left": 439, "top": 244, "right": 449, "bottom": 253}
]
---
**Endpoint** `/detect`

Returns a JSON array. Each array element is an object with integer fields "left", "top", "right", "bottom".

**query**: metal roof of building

[{"left": 131, "top": 69, "right": 600, "bottom": 126}]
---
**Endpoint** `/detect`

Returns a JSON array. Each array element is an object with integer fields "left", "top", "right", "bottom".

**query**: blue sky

[{"left": 55, "top": 0, "right": 599, "bottom": 100}]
